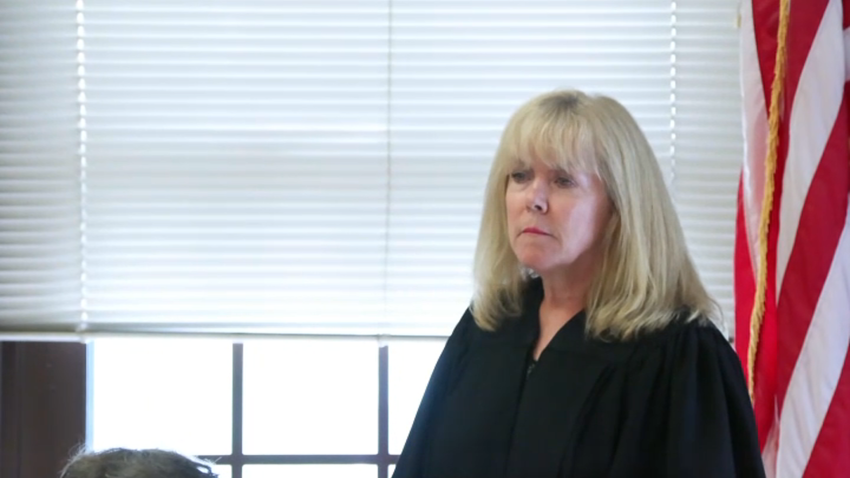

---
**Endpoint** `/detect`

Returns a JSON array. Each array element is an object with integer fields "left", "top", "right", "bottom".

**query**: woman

[{"left": 393, "top": 90, "right": 765, "bottom": 477}]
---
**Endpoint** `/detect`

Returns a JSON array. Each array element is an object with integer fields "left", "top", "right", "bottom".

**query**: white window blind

[
  {"left": 0, "top": 1, "right": 82, "bottom": 331},
  {"left": 0, "top": 0, "right": 743, "bottom": 338},
  {"left": 675, "top": 2, "right": 743, "bottom": 327},
  {"left": 81, "top": 0, "right": 390, "bottom": 335}
]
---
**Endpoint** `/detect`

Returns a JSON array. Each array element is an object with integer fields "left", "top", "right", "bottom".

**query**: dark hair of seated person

[{"left": 60, "top": 448, "right": 218, "bottom": 478}]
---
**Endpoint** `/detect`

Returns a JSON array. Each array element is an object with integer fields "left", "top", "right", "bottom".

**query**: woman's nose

[{"left": 527, "top": 179, "right": 548, "bottom": 213}]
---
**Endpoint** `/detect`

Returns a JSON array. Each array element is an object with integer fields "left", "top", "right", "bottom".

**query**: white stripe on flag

[
  {"left": 763, "top": 421, "right": 779, "bottom": 478},
  {"left": 776, "top": 0, "right": 845, "bottom": 295},
  {"left": 740, "top": 0, "right": 769, "bottom": 270}
]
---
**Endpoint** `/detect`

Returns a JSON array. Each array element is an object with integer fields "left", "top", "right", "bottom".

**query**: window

[
  {"left": 89, "top": 340, "right": 233, "bottom": 455},
  {"left": 90, "top": 339, "right": 445, "bottom": 477},
  {"left": 241, "top": 340, "right": 378, "bottom": 455}
]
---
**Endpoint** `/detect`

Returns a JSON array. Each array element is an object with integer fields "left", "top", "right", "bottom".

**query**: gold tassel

[{"left": 747, "top": 0, "right": 791, "bottom": 402}]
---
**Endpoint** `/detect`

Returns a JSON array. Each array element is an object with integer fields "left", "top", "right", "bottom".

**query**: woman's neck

[
  {"left": 539, "top": 270, "right": 591, "bottom": 313},
  {"left": 533, "top": 275, "right": 590, "bottom": 360}
]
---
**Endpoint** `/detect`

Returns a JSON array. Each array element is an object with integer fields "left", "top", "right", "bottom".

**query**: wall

[{"left": 0, "top": 342, "right": 86, "bottom": 478}]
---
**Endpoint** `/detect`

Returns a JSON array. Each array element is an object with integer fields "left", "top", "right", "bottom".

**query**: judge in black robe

[
  {"left": 393, "top": 279, "right": 765, "bottom": 477},
  {"left": 392, "top": 90, "right": 765, "bottom": 478}
]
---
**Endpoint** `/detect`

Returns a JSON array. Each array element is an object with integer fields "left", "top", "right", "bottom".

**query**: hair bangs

[{"left": 500, "top": 99, "right": 600, "bottom": 177}]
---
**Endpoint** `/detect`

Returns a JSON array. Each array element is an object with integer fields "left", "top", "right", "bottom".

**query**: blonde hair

[{"left": 472, "top": 89, "right": 719, "bottom": 340}]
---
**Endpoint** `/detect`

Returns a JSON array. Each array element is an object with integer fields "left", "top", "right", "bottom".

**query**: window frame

[{"left": 198, "top": 343, "right": 398, "bottom": 478}]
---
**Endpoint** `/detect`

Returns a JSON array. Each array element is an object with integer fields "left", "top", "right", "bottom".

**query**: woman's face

[{"left": 505, "top": 159, "right": 613, "bottom": 278}]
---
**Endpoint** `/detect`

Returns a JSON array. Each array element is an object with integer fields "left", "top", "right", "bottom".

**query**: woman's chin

[{"left": 516, "top": 256, "right": 555, "bottom": 275}]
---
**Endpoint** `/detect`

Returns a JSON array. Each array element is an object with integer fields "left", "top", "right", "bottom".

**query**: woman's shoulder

[
  {"left": 574, "top": 309, "right": 726, "bottom": 363},
  {"left": 624, "top": 310, "right": 738, "bottom": 372},
  {"left": 446, "top": 305, "right": 522, "bottom": 343},
  {"left": 644, "top": 310, "right": 730, "bottom": 348}
]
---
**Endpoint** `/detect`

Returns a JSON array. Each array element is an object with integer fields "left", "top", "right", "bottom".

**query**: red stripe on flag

[
  {"left": 781, "top": 0, "right": 830, "bottom": 120},
  {"left": 753, "top": 0, "right": 781, "bottom": 107},
  {"left": 752, "top": 263, "right": 779, "bottom": 450},
  {"left": 844, "top": 0, "right": 850, "bottom": 28},
  {"left": 735, "top": 178, "right": 755, "bottom": 379}
]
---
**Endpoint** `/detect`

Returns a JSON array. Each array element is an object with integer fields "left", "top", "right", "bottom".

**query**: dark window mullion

[
  {"left": 378, "top": 345, "right": 389, "bottom": 478},
  {"left": 232, "top": 343, "right": 244, "bottom": 478}
]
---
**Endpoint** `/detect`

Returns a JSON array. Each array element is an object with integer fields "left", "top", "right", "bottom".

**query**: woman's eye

[
  {"left": 510, "top": 171, "right": 530, "bottom": 182},
  {"left": 555, "top": 176, "right": 576, "bottom": 187}
]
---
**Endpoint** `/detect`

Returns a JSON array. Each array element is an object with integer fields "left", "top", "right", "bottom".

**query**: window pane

[
  {"left": 243, "top": 465, "right": 376, "bottom": 478},
  {"left": 211, "top": 465, "right": 231, "bottom": 478},
  {"left": 388, "top": 340, "right": 446, "bottom": 454},
  {"left": 90, "top": 339, "right": 232, "bottom": 455},
  {"left": 243, "top": 340, "right": 378, "bottom": 454}
]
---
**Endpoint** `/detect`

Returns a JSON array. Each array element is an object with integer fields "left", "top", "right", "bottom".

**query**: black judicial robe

[{"left": 393, "top": 281, "right": 765, "bottom": 478}]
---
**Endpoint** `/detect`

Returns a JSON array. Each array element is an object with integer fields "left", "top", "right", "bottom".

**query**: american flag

[{"left": 735, "top": 0, "right": 850, "bottom": 476}]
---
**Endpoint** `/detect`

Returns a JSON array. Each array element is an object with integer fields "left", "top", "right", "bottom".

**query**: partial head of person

[
  {"left": 60, "top": 448, "right": 218, "bottom": 478},
  {"left": 473, "top": 89, "right": 717, "bottom": 340}
]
